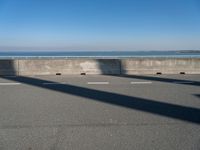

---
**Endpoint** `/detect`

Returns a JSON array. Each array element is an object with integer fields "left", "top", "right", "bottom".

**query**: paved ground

[{"left": 0, "top": 74, "right": 200, "bottom": 150}]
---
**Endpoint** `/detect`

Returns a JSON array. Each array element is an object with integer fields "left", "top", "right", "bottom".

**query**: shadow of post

[
  {"left": 117, "top": 74, "right": 200, "bottom": 87},
  {"left": 194, "top": 94, "right": 200, "bottom": 99},
  {"left": 98, "top": 58, "right": 200, "bottom": 87},
  {"left": 0, "top": 59, "right": 18, "bottom": 76},
  {"left": 96, "top": 59, "right": 121, "bottom": 75}
]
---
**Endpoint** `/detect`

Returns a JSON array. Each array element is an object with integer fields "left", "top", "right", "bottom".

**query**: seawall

[{"left": 0, "top": 58, "right": 200, "bottom": 75}]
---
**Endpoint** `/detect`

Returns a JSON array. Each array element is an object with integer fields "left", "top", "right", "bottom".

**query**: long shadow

[
  {"left": 2, "top": 75, "right": 200, "bottom": 124},
  {"left": 113, "top": 74, "right": 200, "bottom": 87}
]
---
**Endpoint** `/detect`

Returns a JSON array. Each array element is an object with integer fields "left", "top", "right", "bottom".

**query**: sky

[{"left": 0, "top": 0, "right": 200, "bottom": 51}]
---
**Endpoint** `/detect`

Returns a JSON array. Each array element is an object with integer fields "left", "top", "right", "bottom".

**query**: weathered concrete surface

[
  {"left": 0, "top": 58, "right": 200, "bottom": 75},
  {"left": 121, "top": 58, "right": 200, "bottom": 74},
  {"left": 0, "top": 60, "right": 18, "bottom": 75},
  {"left": 18, "top": 59, "right": 121, "bottom": 75}
]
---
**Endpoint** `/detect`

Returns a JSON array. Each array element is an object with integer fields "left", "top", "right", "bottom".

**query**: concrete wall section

[
  {"left": 18, "top": 59, "right": 121, "bottom": 75},
  {"left": 0, "top": 58, "right": 200, "bottom": 75},
  {"left": 121, "top": 58, "right": 200, "bottom": 74},
  {"left": 0, "top": 60, "right": 18, "bottom": 75}
]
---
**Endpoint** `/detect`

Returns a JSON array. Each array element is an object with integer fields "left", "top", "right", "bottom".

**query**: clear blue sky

[{"left": 0, "top": 0, "right": 200, "bottom": 51}]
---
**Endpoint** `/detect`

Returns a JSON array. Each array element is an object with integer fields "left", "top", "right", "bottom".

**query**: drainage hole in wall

[
  {"left": 56, "top": 73, "right": 62, "bottom": 75},
  {"left": 156, "top": 72, "right": 162, "bottom": 75},
  {"left": 180, "top": 72, "right": 186, "bottom": 75},
  {"left": 80, "top": 73, "right": 86, "bottom": 75}
]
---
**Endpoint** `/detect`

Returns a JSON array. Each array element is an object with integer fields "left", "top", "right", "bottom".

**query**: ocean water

[{"left": 0, "top": 51, "right": 200, "bottom": 59}]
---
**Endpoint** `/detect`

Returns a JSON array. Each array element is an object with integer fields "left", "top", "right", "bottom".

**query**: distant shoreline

[
  {"left": 177, "top": 50, "right": 200, "bottom": 53},
  {"left": 0, "top": 50, "right": 200, "bottom": 60}
]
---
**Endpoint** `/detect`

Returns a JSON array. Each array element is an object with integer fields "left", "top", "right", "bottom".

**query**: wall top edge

[{"left": 0, "top": 57, "right": 200, "bottom": 61}]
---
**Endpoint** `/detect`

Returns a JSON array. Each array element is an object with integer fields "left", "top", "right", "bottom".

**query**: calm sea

[{"left": 0, "top": 51, "right": 200, "bottom": 59}]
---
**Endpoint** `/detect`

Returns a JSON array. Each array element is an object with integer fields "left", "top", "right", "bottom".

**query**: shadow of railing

[{"left": 2, "top": 75, "right": 200, "bottom": 124}]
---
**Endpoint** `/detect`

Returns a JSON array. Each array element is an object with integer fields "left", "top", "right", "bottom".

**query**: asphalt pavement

[{"left": 0, "top": 74, "right": 200, "bottom": 150}]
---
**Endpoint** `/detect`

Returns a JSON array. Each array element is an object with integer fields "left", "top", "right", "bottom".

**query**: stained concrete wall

[
  {"left": 18, "top": 59, "right": 121, "bottom": 75},
  {"left": 0, "top": 58, "right": 200, "bottom": 76},
  {"left": 0, "top": 60, "right": 18, "bottom": 75},
  {"left": 121, "top": 58, "right": 200, "bottom": 74}
]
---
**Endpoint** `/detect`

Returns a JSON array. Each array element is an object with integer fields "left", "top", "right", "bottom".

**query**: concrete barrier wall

[
  {"left": 0, "top": 58, "right": 200, "bottom": 75},
  {"left": 121, "top": 58, "right": 200, "bottom": 74},
  {"left": 18, "top": 59, "right": 121, "bottom": 75},
  {"left": 0, "top": 60, "right": 18, "bottom": 75}
]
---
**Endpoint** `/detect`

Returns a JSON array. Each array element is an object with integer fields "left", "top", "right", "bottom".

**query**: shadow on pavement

[
  {"left": 112, "top": 74, "right": 200, "bottom": 87},
  {"left": 1, "top": 75, "right": 200, "bottom": 124}
]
